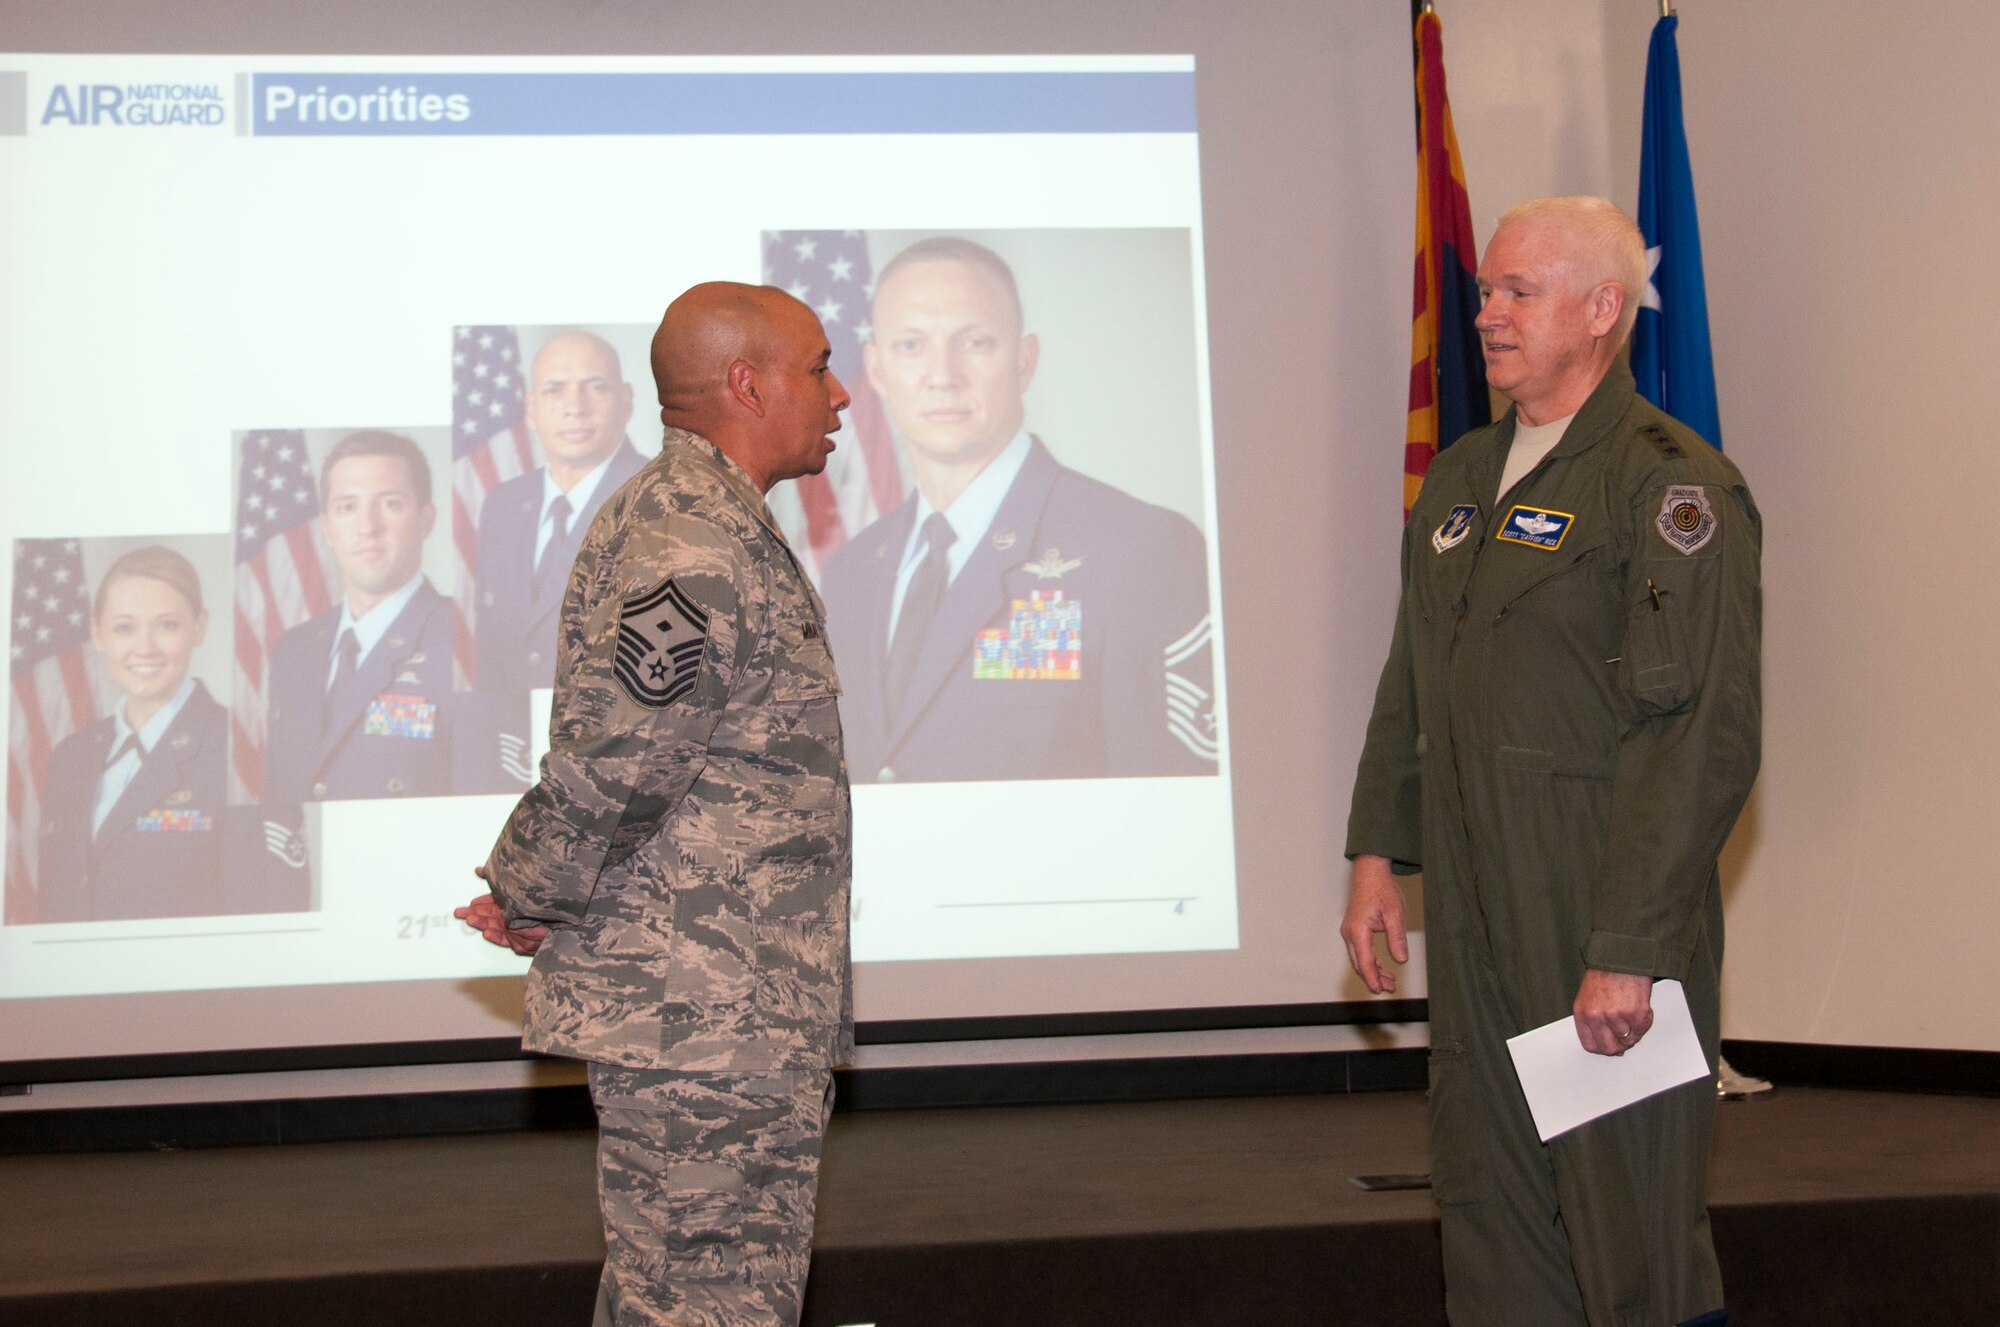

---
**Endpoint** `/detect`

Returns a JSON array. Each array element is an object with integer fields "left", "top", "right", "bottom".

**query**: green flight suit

[{"left": 1348, "top": 367, "right": 1761, "bottom": 1327}]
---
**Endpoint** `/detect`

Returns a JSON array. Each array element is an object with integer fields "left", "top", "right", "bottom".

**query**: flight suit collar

[
  {"left": 1490, "top": 363, "right": 1639, "bottom": 466},
  {"left": 1462, "top": 369, "right": 1640, "bottom": 611}
]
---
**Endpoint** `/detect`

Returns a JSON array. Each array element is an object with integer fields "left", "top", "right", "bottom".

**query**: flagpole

[{"left": 1660, "top": 1, "right": 1673, "bottom": 16}]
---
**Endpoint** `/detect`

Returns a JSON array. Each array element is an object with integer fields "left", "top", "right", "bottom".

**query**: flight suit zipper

[
  {"left": 1440, "top": 522, "right": 1494, "bottom": 965},
  {"left": 1440, "top": 446, "right": 1562, "bottom": 977}
]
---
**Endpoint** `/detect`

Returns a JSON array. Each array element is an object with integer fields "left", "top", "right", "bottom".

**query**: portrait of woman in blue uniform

[{"left": 35, "top": 545, "right": 231, "bottom": 922}]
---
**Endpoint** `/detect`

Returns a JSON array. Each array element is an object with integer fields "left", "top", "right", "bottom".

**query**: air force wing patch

[
  {"left": 615, "top": 578, "right": 709, "bottom": 708},
  {"left": 1656, "top": 485, "right": 1718, "bottom": 555},
  {"left": 1432, "top": 504, "right": 1478, "bottom": 554}
]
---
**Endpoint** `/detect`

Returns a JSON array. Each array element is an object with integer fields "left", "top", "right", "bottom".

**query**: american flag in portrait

[
  {"left": 762, "top": 231, "right": 907, "bottom": 578},
  {"left": 6, "top": 539, "right": 103, "bottom": 923},
  {"left": 452, "top": 325, "right": 535, "bottom": 688},
  {"left": 232, "top": 430, "right": 337, "bottom": 804}
]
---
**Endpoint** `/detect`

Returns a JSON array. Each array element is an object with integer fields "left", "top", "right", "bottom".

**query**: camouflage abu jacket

[{"left": 484, "top": 429, "right": 853, "bottom": 1073}]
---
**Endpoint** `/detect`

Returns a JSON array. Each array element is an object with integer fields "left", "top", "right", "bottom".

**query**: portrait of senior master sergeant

[
  {"left": 818, "top": 235, "right": 1219, "bottom": 784},
  {"left": 473, "top": 329, "right": 650, "bottom": 699},
  {"left": 457, "top": 280, "right": 855, "bottom": 1326},
  {"left": 1342, "top": 197, "right": 1759, "bottom": 1327},
  {"left": 264, "top": 430, "right": 490, "bottom": 804}
]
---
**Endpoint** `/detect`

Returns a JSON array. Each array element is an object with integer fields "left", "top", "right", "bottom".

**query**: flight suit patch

[
  {"left": 615, "top": 577, "right": 709, "bottom": 708},
  {"left": 1656, "top": 485, "right": 1717, "bottom": 554},
  {"left": 1432, "top": 504, "right": 1478, "bottom": 554},
  {"left": 1494, "top": 504, "right": 1576, "bottom": 551},
  {"left": 973, "top": 590, "right": 1082, "bottom": 680},
  {"left": 365, "top": 694, "right": 437, "bottom": 738}
]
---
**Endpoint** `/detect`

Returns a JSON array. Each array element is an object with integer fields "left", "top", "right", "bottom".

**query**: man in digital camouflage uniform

[
  {"left": 1342, "top": 197, "right": 1758, "bottom": 1327},
  {"left": 458, "top": 281, "right": 854, "bottom": 1326}
]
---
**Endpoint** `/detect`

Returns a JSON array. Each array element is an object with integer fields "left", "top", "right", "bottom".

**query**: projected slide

[{"left": 0, "top": 55, "right": 1235, "bottom": 1003}]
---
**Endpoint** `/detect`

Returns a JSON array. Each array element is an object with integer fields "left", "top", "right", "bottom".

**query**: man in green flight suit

[
  {"left": 458, "top": 281, "right": 854, "bottom": 1326},
  {"left": 1343, "top": 196, "right": 1759, "bottom": 1327}
]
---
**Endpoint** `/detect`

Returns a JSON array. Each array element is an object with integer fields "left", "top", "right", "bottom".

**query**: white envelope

[{"left": 1505, "top": 978, "right": 1713, "bottom": 1143}]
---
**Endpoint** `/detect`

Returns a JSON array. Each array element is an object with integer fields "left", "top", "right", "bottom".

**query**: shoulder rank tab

[{"left": 1641, "top": 423, "right": 1685, "bottom": 460}]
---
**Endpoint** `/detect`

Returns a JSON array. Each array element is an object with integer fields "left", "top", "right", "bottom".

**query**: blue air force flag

[{"left": 1633, "top": 14, "right": 1722, "bottom": 450}]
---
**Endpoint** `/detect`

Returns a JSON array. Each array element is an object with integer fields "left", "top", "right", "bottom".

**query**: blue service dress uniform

[
  {"left": 36, "top": 681, "right": 305, "bottom": 920},
  {"left": 473, "top": 442, "right": 649, "bottom": 698},
  {"left": 819, "top": 437, "right": 1219, "bottom": 783},
  {"left": 264, "top": 578, "right": 480, "bottom": 803}
]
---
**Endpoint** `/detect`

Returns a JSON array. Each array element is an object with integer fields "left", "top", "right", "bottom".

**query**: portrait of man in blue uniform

[
  {"left": 472, "top": 329, "right": 650, "bottom": 701},
  {"left": 819, "top": 236, "right": 1222, "bottom": 784},
  {"left": 262, "top": 430, "right": 485, "bottom": 804}
]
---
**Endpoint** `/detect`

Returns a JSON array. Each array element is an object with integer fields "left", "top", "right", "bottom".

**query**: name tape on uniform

[{"left": 1495, "top": 504, "right": 1576, "bottom": 552}]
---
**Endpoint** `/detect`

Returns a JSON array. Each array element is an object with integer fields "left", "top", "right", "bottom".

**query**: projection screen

[{"left": 0, "top": 2, "right": 1421, "bottom": 1077}]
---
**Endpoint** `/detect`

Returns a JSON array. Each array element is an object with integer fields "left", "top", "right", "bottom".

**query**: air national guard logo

[
  {"left": 1655, "top": 485, "right": 1718, "bottom": 555},
  {"left": 615, "top": 577, "right": 709, "bottom": 709},
  {"left": 1495, "top": 504, "right": 1576, "bottom": 551},
  {"left": 1432, "top": 504, "right": 1478, "bottom": 554}
]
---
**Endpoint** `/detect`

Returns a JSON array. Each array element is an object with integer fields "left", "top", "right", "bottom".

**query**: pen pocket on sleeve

[{"left": 1621, "top": 581, "right": 1692, "bottom": 716}]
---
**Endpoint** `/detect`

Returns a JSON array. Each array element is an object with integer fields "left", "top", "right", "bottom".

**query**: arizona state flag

[
  {"left": 1633, "top": 13, "right": 1723, "bottom": 448},
  {"left": 1404, "top": 9, "right": 1489, "bottom": 517}
]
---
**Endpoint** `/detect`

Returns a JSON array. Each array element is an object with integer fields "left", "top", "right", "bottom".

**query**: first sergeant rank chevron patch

[{"left": 615, "top": 578, "right": 709, "bottom": 708}]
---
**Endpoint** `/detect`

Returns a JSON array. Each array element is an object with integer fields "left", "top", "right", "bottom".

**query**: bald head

[
  {"left": 652, "top": 281, "right": 850, "bottom": 492},
  {"left": 526, "top": 329, "right": 633, "bottom": 482},
  {"left": 533, "top": 329, "right": 622, "bottom": 384},
  {"left": 653, "top": 283, "right": 805, "bottom": 428}
]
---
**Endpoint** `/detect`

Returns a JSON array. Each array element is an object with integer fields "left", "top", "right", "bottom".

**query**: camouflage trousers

[{"left": 589, "top": 1063, "right": 835, "bottom": 1327}]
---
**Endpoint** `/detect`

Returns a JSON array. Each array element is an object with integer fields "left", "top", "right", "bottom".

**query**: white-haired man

[{"left": 1343, "top": 196, "right": 1759, "bottom": 1327}]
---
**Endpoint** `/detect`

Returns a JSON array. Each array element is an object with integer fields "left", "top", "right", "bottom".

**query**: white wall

[{"left": 1442, "top": 0, "right": 2000, "bottom": 1052}]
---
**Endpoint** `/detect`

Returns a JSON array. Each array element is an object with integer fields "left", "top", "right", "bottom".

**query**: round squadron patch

[
  {"left": 615, "top": 578, "right": 709, "bottom": 708},
  {"left": 1655, "top": 485, "right": 1717, "bottom": 555}
]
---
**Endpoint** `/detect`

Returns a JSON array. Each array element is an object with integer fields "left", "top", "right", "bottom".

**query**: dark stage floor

[{"left": 3, "top": 1086, "right": 1996, "bottom": 1325}]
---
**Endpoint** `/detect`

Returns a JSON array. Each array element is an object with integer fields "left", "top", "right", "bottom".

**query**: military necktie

[
  {"left": 885, "top": 512, "right": 957, "bottom": 721},
  {"left": 533, "top": 494, "right": 574, "bottom": 607},
  {"left": 95, "top": 732, "right": 148, "bottom": 839},
  {"left": 104, "top": 732, "right": 145, "bottom": 770},
  {"left": 324, "top": 627, "right": 359, "bottom": 729}
]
